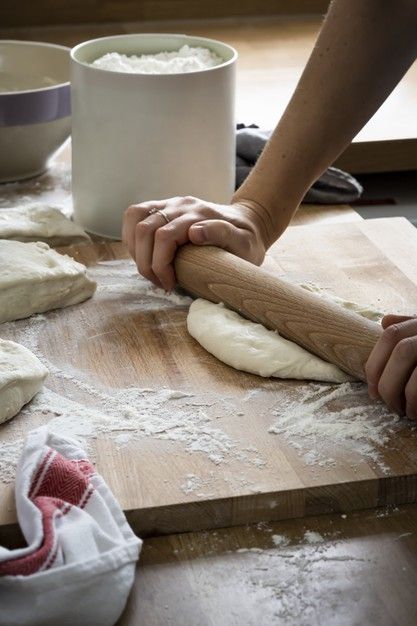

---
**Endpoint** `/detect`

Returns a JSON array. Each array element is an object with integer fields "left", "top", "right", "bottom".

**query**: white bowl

[
  {"left": 0, "top": 40, "right": 71, "bottom": 183},
  {"left": 71, "top": 34, "right": 237, "bottom": 239}
]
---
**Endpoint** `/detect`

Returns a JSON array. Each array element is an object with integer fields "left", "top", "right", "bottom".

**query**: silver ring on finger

[{"left": 155, "top": 209, "right": 170, "bottom": 224}]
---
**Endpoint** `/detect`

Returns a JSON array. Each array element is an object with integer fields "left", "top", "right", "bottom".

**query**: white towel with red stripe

[{"left": 0, "top": 428, "right": 142, "bottom": 626}]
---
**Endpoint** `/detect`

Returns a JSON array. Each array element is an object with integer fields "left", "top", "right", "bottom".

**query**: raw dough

[
  {"left": 0, "top": 240, "right": 96, "bottom": 324},
  {"left": 187, "top": 299, "right": 351, "bottom": 383},
  {"left": 0, "top": 204, "right": 90, "bottom": 246},
  {"left": 0, "top": 339, "right": 48, "bottom": 425},
  {"left": 300, "top": 282, "right": 382, "bottom": 322}
]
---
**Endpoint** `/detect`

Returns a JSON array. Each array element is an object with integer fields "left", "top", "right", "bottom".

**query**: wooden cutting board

[{"left": 1, "top": 216, "right": 417, "bottom": 540}]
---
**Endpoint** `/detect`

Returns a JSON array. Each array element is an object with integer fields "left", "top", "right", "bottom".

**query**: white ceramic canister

[{"left": 70, "top": 34, "right": 237, "bottom": 239}]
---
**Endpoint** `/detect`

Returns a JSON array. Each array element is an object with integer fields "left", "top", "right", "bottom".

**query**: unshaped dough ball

[{"left": 0, "top": 339, "right": 48, "bottom": 425}]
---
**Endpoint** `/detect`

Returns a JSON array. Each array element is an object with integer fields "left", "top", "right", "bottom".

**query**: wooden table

[
  {"left": 2, "top": 14, "right": 417, "bottom": 173},
  {"left": 117, "top": 502, "right": 417, "bottom": 626},
  {"left": 1, "top": 154, "right": 417, "bottom": 621}
]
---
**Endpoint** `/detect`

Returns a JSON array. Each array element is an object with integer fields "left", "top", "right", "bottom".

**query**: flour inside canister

[{"left": 91, "top": 45, "right": 224, "bottom": 74}]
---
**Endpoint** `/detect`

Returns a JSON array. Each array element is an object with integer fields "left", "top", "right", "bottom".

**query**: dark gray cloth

[{"left": 236, "top": 126, "right": 363, "bottom": 204}]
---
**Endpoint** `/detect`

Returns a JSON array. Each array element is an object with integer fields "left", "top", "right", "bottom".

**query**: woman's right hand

[{"left": 122, "top": 195, "right": 273, "bottom": 292}]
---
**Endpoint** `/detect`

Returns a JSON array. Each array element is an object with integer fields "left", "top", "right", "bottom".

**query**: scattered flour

[
  {"left": 0, "top": 440, "right": 24, "bottom": 484},
  {"left": 89, "top": 260, "right": 192, "bottom": 306},
  {"left": 236, "top": 548, "right": 264, "bottom": 554},
  {"left": 0, "top": 312, "right": 265, "bottom": 483},
  {"left": 180, "top": 473, "right": 215, "bottom": 497},
  {"left": 267, "top": 381, "right": 405, "bottom": 470},
  {"left": 272, "top": 534, "right": 290, "bottom": 547},
  {"left": 0, "top": 380, "right": 265, "bottom": 483},
  {"left": 235, "top": 537, "right": 369, "bottom": 625},
  {"left": 181, "top": 473, "right": 203, "bottom": 494},
  {"left": 303, "top": 531, "right": 324, "bottom": 544},
  {"left": 92, "top": 45, "right": 223, "bottom": 74}
]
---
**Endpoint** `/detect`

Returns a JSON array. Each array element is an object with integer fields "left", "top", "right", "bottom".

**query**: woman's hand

[
  {"left": 365, "top": 314, "right": 417, "bottom": 419},
  {"left": 122, "top": 196, "right": 272, "bottom": 291}
]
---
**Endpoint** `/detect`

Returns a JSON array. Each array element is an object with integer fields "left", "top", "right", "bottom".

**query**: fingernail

[
  {"left": 368, "top": 384, "right": 379, "bottom": 400},
  {"left": 191, "top": 225, "right": 206, "bottom": 244}
]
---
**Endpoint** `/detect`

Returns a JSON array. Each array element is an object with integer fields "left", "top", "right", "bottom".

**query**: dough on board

[
  {"left": 187, "top": 299, "right": 351, "bottom": 383},
  {"left": 300, "top": 282, "right": 382, "bottom": 322},
  {"left": 0, "top": 204, "right": 90, "bottom": 246},
  {"left": 0, "top": 339, "right": 48, "bottom": 425},
  {"left": 0, "top": 240, "right": 96, "bottom": 324}
]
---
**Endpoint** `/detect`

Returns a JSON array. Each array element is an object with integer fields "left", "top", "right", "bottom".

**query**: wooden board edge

[
  {"left": 120, "top": 476, "right": 417, "bottom": 537},
  {"left": 336, "top": 138, "right": 417, "bottom": 174}
]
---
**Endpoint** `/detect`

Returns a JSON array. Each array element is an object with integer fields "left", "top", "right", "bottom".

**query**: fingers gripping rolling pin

[{"left": 175, "top": 245, "right": 382, "bottom": 381}]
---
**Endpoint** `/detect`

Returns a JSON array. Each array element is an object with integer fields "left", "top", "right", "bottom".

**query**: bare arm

[
  {"left": 123, "top": 0, "right": 417, "bottom": 288},
  {"left": 234, "top": 0, "right": 417, "bottom": 244}
]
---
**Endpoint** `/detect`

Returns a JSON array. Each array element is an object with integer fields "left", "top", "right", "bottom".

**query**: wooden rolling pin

[{"left": 175, "top": 244, "right": 383, "bottom": 381}]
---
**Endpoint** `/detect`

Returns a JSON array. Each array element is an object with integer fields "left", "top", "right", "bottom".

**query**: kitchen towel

[
  {"left": 236, "top": 124, "right": 363, "bottom": 203},
  {"left": 0, "top": 427, "right": 141, "bottom": 626}
]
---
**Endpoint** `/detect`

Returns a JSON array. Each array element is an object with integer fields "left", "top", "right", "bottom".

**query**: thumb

[
  {"left": 381, "top": 313, "right": 414, "bottom": 329},
  {"left": 188, "top": 219, "right": 249, "bottom": 257}
]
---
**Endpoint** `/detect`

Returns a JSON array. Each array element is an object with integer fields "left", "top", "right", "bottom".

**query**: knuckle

[
  {"left": 382, "top": 324, "right": 403, "bottom": 345},
  {"left": 240, "top": 229, "right": 252, "bottom": 245},
  {"left": 394, "top": 338, "right": 416, "bottom": 361},
  {"left": 239, "top": 231, "right": 253, "bottom": 254},
  {"left": 155, "top": 226, "right": 174, "bottom": 242},
  {"left": 124, "top": 205, "right": 137, "bottom": 220},
  {"left": 135, "top": 220, "right": 152, "bottom": 236},
  {"left": 198, "top": 204, "right": 215, "bottom": 218}
]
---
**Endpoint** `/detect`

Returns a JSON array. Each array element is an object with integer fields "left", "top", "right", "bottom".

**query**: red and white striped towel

[{"left": 0, "top": 427, "right": 141, "bottom": 626}]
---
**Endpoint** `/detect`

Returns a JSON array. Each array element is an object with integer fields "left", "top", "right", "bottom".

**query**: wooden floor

[{"left": 2, "top": 14, "right": 417, "bottom": 172}]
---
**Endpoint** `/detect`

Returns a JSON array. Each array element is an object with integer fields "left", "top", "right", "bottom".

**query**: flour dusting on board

[
  {"left": 267, "top": 382, "right": 405, "bottom": 470},
  {"left": 0, "top": 309, "right": 264, "bottom": 483},
  {"left": 0, "top": 374, "right": 264, "bottom": 483},
  {"left": 0, "top": 259, "right": 412, "bottom": 485},
  {"left": 89, "top": 260, "right": 192, "bottom": 306}
]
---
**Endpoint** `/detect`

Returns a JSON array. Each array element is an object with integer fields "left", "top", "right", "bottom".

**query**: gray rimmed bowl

[{"left": 0, "top": 40, "right": 71, "bottom": 183}]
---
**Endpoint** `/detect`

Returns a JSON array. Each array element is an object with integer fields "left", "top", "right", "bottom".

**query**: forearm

[{"left": 234, "top": 0, "right": 417, "bottom": 244}]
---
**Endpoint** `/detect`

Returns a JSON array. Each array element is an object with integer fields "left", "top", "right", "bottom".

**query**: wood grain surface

[
  {"left": 1, "top": 217, "right": 417, "bottom": 541},
  {"left": 176, "top": 245, "right": 382, "bottom": 380},
  {"left": 117, "top": 503, "right": 417, "bottom": 626},
  {"left": 2, "top": 15, "right": 417, "bottom": 172}
]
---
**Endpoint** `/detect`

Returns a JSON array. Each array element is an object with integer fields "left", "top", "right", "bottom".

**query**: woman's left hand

[{"left": 365, "top": 314, "right": 417, "bottom": 419}]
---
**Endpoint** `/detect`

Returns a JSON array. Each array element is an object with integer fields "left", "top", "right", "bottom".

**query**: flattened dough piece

[
  {"left": 0, "top": 240, "right": 96, "bottom": 324},
  {"left": 0, "top": 204, "right": 90, "bottom": 246},
  {"left": 187, "top": 299, "right": 351, "bottom": 383},
  {"left": 0, "top": 339, "right": 48, "bottom": 424}
]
